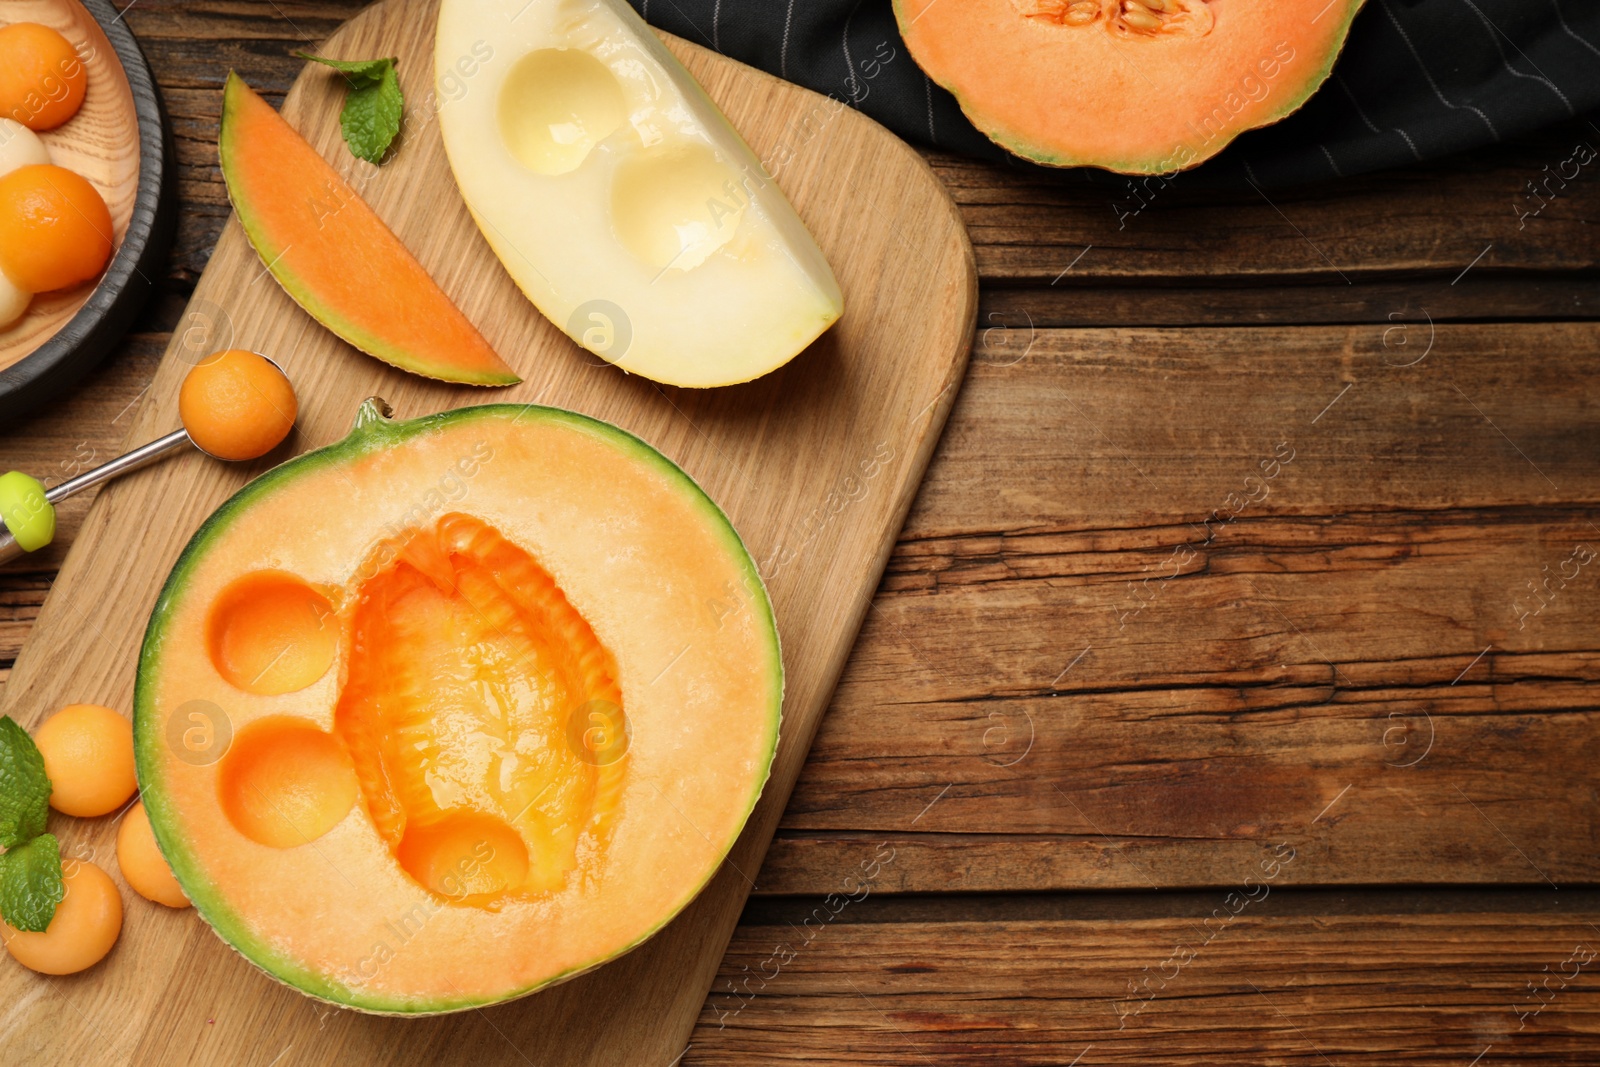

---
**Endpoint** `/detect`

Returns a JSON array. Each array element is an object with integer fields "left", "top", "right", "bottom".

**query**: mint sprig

[
  {"left": 0, "top": 716, "right": 49, "bottom": 848},
  {"left": 296, "top": 52, "right": 404, "bottom": 165},
  {"left": 0, "top": 834, "right": 64, "bottom": 933},
  {"left": 0, "top": 716, "right": 62, "bottom": 932}
]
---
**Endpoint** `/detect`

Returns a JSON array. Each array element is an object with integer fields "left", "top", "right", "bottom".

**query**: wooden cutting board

[{"left": 0, "top": 1, "right": 974, "bottom": 1063}]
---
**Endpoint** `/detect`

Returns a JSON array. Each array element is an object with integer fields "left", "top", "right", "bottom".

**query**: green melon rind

[
  {"left": 133, "top": 402, "right": 782, "bottom": 1014},
  {"left": 894, "top": 0, "right": 1366, "bottom": 175},
  {"left": 218, "top": 73, "right": 521, "bottom": 387}
]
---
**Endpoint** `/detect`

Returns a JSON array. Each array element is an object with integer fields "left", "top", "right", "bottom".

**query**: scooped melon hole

[
  {"left": 207, "top": 571, "right": 337, "bottom": 696},
  {"left": 498, "top": 48, "right": 626, "bottom": 176},
  {"left": 396, "top": 810, "right": 530, "bottom": 903},
  {"left": 611, "top": 142, "right": 746, "bottom": 273},
  {"left": 218, "top": 717, "right": 358, "bottom": 849}
]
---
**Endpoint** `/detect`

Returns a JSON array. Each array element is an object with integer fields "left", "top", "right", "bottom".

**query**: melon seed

[
  {"left": 1064, "top": 1, "right": 1101, "bottom": 24},
  {"left": 1010, "top": 0, "right": 1103, "bottom": 24},
  {"left": 1120, "top": 7, "right": 1163, "bottom": 30}
]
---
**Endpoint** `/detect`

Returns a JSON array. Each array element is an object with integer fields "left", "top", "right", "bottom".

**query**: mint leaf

[
  {"left": 0, "top": 718, "right": 63, "bottom": 931},
  {"left": 295, "top": 52, "right": 391, "bottom": 86},
  {"left": 0, "top": 833, "right": 64, "bottom": 932},
  {"left": 296, "top": 52, "right": 404, "bottom": 165},
  {"left": 341, "top": 65, "right": 403, "bottom": 165},
  {"left": 0, "top": 716, "right": 50, "bottom": 849}
]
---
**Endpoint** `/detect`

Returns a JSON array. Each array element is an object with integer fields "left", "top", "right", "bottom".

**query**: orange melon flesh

[
  {"left": 336, "top": 513, "right": 627, "bottom": 898},
  {"left": 218, "top": 73, "right": 519, "bottom": 386},
  {"left": 895, "top": 0, "right": 1366, "bottom": 173},
  {"left": 134, "top": 403, "right": 781, "bottom": 1012}
]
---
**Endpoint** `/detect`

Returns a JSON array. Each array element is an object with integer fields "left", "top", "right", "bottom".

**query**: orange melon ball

[
  {"left": 0, "top": 23, "right": 88, "bottom": 132},
  {"left": 117, "top": 802, "right": 190, "bottom": 908},
  {"left": 179, "top": 350, "right": 297, "bottom": 461},
  {"left": 2, "top": 860, "right": 122, "bottom": 975},
  {"left": 34, "top": 703, "right": 137, "bottom": 817},
  {"left": 0, "top": 163, "right": 113, "bottom": 292}
]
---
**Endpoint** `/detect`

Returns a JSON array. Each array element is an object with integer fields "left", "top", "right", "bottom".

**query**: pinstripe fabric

[{"left": 625, "top": 0, "right": 1600, "bottom": 187}]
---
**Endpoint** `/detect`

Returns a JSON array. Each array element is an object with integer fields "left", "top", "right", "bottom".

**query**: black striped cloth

[{"left": 627, "top": 0, "right": 1600, "bottom": 188}]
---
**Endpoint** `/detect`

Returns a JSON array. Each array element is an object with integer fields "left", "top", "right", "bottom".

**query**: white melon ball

[
  {"left": 0, "top": 267, "right": 30, "bottom": 329},
  {"left": 0, "top": 118, "right": 50, "bottom": 178}
]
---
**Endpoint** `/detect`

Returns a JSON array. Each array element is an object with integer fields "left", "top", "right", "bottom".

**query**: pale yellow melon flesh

[{"left": 435, "top": 0, "right": 843, "bottom": 387}]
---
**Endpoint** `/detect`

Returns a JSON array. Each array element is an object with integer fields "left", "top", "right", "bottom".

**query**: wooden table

[{"left": 4, "top": 3, "right": 1599, "bottom": 1062}]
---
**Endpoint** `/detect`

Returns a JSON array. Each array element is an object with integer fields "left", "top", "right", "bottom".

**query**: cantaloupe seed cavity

[
  {"left": 218, "top": 717, "right": 359, "bottom": 848},
  {"left": 1012, "top": 0, "right": 1213, "bottom": 36},
  {"left": 335, "top": 513, "right": 627, "bottom": 908},
  {"left": 498, "top": 48, "right": 626, "bottom": 176},
  {"left": 207, "top": 571, "right": 337, "bottom": 696},
  {"left": 611, "top": 142, "right": 746, "bottom": 273}
]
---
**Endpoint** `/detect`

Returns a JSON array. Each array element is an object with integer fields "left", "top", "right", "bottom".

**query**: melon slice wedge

[
  {"left": 895, "top": 0, "right": 1366, "bottom": 174},
  {"left": 218, "top": 73, "right": 520, "bottom": 386},
  {"left": 434, "top": 0, "right": 843, "bottom": 388}
]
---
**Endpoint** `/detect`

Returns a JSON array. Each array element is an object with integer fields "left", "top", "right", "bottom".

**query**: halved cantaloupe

[
  {"left": 219, "top": 74, "right": 520, "bottom": 386},
  {"left": 895, "top": 0, "right": 1366, "bottom": 174},
  {"left": 133, "top": 400, "right": 781, "bottom": 1012}
]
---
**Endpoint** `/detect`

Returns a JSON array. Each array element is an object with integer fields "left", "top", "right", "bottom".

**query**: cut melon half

[
  {"left": 435, "top": 0, "right": 843, "bottom": 388},
  {"left": 219, "top": 74, "right": 520, "bottom": 386},
  {"left": 133, "top": 400, "right": 781, "bottom": 1012},
  {"left": 895, "top": 0, "right": 1366, "bottom": 174}
]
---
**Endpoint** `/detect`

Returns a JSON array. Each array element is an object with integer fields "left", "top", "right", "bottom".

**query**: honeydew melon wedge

[{"left": 435, "top": 0, "right": 843, "bottom": 388}]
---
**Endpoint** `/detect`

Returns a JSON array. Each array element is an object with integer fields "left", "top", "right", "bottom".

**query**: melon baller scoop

[{"left": 0, "top": 351, "right": 296, "bottom": 567}]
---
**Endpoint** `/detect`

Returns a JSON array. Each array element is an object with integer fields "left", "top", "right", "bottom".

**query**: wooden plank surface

[
  {"left": 760, "top": 321, "right": 1600, "bottom": 892},
  {"left": 934, "top": 127, "right": 1600, "bottom": 284},
  {"left": 693, "top": 891, "right": 1600, "bottom": 1064},
  {"left": 2, "top": 0, "right": 1599, "bottom": 1063},
  {"left": 0, "top": 1, "right": 975, "bottom": 1064}
]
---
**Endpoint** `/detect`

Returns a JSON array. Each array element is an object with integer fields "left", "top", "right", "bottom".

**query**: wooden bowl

[{"left": 0, "top": 0, "right": 174, "bottom": 419}]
